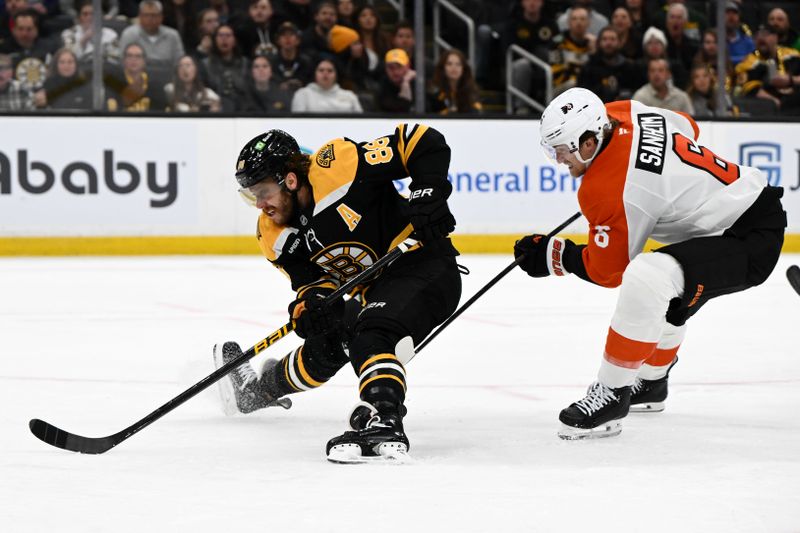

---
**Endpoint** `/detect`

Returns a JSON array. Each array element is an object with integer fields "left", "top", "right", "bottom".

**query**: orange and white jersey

[{"left": 577, "top": 100, "right": 767, "bottom": 287}]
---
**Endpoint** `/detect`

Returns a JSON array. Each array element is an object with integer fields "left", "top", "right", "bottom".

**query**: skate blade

[
  {"left": 327, "top": 442, "right": 412, "bottom": 464},
  {"left": 558, "top": 421, "right": 623, "bottom": 441},
  {"left": 213, "top": 345, "right": 239, "bottom": 417},
  {"left": 629, "top": 402, "right": 665, "bottom": 413}
]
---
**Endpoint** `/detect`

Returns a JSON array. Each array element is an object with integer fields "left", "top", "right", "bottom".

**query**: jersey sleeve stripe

[{"left": 400, "top": 124, "right": 429, "bottom": 169}]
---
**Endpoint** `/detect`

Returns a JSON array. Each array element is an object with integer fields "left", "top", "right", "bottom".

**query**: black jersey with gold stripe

[{"left": 256, "top": 123, "right": 454, "bottom": 294}]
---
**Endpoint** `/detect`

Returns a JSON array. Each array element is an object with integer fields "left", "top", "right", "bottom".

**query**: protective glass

[
  {"left": 540, "top": 141, "right": 575, "bottom": 165},
  {"left": 238, "top": 179, "right": 278, "bottom": 207}
]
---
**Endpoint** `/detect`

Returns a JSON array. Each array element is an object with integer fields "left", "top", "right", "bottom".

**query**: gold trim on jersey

[
  {"left": 396, "top": 123, "right": 429, "bottom": 173},
  {"left": 388, "top": 224, "right": 415, "bottom": 251},
  {"left": 257, "top": 213, "right": 298, "bottom": 262},
  {"left": 309, "top": 139, "right": 359, "bottom": 212}
]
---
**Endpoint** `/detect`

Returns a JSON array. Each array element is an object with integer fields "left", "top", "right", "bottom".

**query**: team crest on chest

[
  {"left": 316, "top": 143, "right": 336, "bottom": 168},
  {"left": 336, "top": 203, "right": 362, "bottom": 231},
  {"left": 313, "top": 243, "right": 377, "bottom": 280}
]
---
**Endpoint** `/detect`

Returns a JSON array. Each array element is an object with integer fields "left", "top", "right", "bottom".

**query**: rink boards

[{"left": 1, "top": 116, "right": 798, "bottom": 254}]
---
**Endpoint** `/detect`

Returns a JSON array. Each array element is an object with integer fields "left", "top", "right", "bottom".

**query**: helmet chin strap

[{"left": 573, "top": 129, "right": 605, "bottom": 165}]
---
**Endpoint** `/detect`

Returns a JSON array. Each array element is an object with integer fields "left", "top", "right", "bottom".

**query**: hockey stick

[
  {"left": 29, "top": 238, "right": 420, "bottom": 454},
  {"left": 407, "top": 211, "right": 583, "bottom": 361},
  {"left": 788, "top": 265, "right": 800, "bottom": 296}
]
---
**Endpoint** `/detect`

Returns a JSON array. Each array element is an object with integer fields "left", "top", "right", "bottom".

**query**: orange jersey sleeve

[{"left": 576, "top": 101, "right": 635, "bottom": 288}]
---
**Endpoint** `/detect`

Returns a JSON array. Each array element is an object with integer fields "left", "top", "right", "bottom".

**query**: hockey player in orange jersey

[{"left": 514, "top": 88, "right": 786, "bottom": 440}]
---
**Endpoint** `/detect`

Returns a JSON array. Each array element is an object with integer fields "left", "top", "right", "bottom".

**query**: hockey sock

[{"left": 358, "top": 353, "right": 406, "bottom": 408}]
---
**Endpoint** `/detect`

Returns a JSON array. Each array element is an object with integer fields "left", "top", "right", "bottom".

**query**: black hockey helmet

[{"left": 235, "top": 130, "right": 300, "bottom": 189}]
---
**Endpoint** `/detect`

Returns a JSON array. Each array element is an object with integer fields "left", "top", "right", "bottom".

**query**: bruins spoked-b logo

[
  {"left": 316, "top": 143, "right": 336, "bottom": 168},
  {"left": 313, "top": 242, "right": 376, "bottom": 280}
]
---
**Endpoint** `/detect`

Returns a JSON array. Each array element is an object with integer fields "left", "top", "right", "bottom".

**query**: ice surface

[{"left": 2, "top": 254, "right": 799, "bottom": 532}]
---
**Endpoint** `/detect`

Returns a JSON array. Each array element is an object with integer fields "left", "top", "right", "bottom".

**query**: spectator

[
  {"left": 163, "top": 0, "right": 201, "bottom": 51},
  {"left": 268, "top": 20, "right": 312, "bottom": 92},
  {"left": 656, "top": 0, "right": 705, "bottom": 41},
  {"left": 663, "top": 2, "right": 698, "bottom": 73},
  {"left": 502, "top": 0, "right": 558, "bottom": 63},
  {"left": 692, "top": 28, "right": 733, "bottom": 94},
  {"left": 623, "top": 0, "right": 656, "bottom": 35},
  {"left": 163, "top": 54, "right": 221, "bottom": 112},
  {"left": 0, "top": 52, "right": 34, "bottom": 109},
  {"left": 119, "top": 0, "right": 185, "bottom": 71},
  {"left": 578, "top": 26, "right": 639, "bottom": 102},
  {"left": 502, "top": 0, "right": 558, "bottom": 105},
  {"left": 550, "top": 6, "right": 594, "bottom": 95},
  {"left": 233, "top": 0, "right": 278, "bottom": 59},
  {"left": 767, "top": 8, "right": 798, "bottom": 49},
  {"left": 725, "top": 1, "right": 753, "bottom": 66},
  {"left": 429, "top": 47, "right": 481, "bottom": 114},
  {"left": 301, "top": 0, "right": 336, "bottom": 60},
  {"left": 208, "top": 0, "right": 232, "bottom": 25},
  {"left": 391, "top": 20, "right": 426, "bottom": 73},
  {"left": 33, "top": 47, "right": 92, "bottom": 110},
  {"left": 274, "top": 0, "right": 312, "bottom": 29},
  {"left": 376, "top": 47, "right": 414, "bottom": 112},
  {"left": 632, "top": 57, "right": 694, "bottom": 113},
  {"left": 557, "top": 0, "right": 609, "bottom": 37},
  {"left": 328, "top": 23, "right": 367, "bottom": 90},
  {"left": 687, "top": 64, "right": 731, "bottom": 117},
  {"left": 1, "top": 9, "right": 56, "bottom": 92},
  {"left": 354, "top": 5, "right": 389, "bottom": 79},
  {"left": 202, "top": 24, "right": 249, "bottom": 111},
  {"left": 290, "top": 57, "right": 361, "bottom": 113},
  {"left": 635, "top": 26, "right": 688, "bottom": 92},
  {"left": 105, "top": 42, "right": 166, "bottom": 111},
  {"left": 195, "top": 8, "right": 221, "bottom": 60},
  {"left": 336, "top": 0, "right": 355, "bottom": 28},
  {"left": 60, "top": 0, "right": 120, "bottom": 66},
  {"left": 735, "top": 24, "right": 800, "bottom": 114},
  {"left": 243, "top": 53, "right": 291, "bottom": 112},
  {"left": 611, "top": 6, "right": 641, "bottom": 60}
]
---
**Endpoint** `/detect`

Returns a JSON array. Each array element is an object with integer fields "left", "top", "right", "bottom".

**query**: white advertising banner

[
  {"left": 0, "top": 117, "right": 201, "bottom": 234},
  {"left": 1, "top": 116, "right": 798, "bottom": 238}
]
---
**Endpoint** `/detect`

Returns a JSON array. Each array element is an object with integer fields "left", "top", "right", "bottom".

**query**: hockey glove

[
  {"left": 513, "top": 234, "right": 569, "bottom": 278},
  {"left": 288, "top": 288, "right": 345, "bottom": 339},
  {"left": 408, "top": 187, "right": 456, "bottom": 247}
]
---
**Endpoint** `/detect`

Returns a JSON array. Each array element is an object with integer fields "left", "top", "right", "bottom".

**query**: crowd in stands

[{"left": 1, "top": 0, "right": 800, "bottom": 117}]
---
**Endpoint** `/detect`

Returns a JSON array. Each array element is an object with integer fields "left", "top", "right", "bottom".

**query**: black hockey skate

[
  {"left": 630, "top": 357, "right": 678, "bottom": 413},
  {"left": 558, "top": 382, "right": 631, "bottom": 440},
  {"left": 327, "top": 403, "right": 410, "bottom": 464},
  {"left": 213, "top": 342, "right": 291, "bottom": 415}
]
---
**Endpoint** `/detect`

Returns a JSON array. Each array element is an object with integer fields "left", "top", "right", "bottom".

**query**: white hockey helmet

[{"left": 539, "top": 88, "right": 610, "bottom": 165}]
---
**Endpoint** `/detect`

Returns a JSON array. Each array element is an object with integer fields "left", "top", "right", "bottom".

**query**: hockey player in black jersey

[{"left": 214, "top": 125, "right": 462, "bottom": 463}]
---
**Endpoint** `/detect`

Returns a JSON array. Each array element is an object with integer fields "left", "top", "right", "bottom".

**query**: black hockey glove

[
  {"left": 288, "top": 288, "right": 345, "bottom": 339},
  {"left": 408, "top": 187, "right": 456, "bottom": 247},
  {"left": 513, "top": 234, "right": 569, "bottom": 278}
]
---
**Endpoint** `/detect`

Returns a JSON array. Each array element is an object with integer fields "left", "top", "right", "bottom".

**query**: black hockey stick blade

[
  {"left": 29, "top": 419, "right": 121, "bottom": 454},
  {"left": 788, "top": 265, "right": 800, "bottom": 296},
  {"left": 28, "top": 238, "right": 419, "bottom": 454}
]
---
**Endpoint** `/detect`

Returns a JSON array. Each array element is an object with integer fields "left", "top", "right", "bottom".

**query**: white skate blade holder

[
  {"left": 629, "top": 401, "right": 665, "bottom": 413},
  {"left": 327, "top": 442, "right": 413, "bottom": 464},
  {"left": 558, "top": 421, "right": 623, "bottom": 441},
  {"left": 212, "top": 344, "right": 291, "bottom": 416},
  {"left": 213, "top": 345, "right": 239, "bottom": 417}
]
